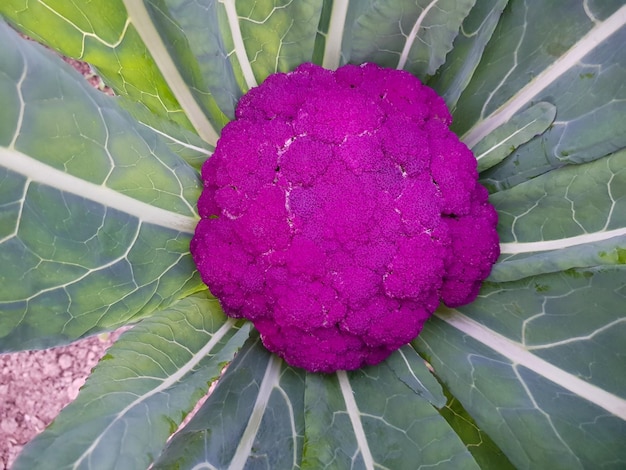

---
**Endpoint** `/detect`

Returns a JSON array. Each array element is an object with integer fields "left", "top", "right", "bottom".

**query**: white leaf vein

[
  {"left": 0, "top": 147, "right": 197, "bottom": 234},
  {"left": 337, "top": 371, "right": 375, "bottom": 470},
  {"left": 463, "top": 5, "right": 626, "bottom": 147},
  {"left": 436, "top": 308, "right": 626, "bottom": 420}
]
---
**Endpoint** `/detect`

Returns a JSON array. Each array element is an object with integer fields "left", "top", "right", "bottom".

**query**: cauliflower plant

[{"left": 191, "top": 63, "right": 499, "bottom": 373}]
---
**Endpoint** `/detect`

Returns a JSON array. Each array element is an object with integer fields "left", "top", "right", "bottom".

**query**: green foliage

[{"left": 1, "top": 1, "right": 625, "bottom": 468}]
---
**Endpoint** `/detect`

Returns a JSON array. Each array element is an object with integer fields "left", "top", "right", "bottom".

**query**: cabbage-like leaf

[
  {"left": 13, "top": 293, "right": 251, "bottom": 470},
  {"left": 155, "top": 339, "right": 474, "bottom": 469},
  {"left": 457, "top": 1, "right": 626, "bottom": 190},
  {"left": 429, "top": 0, "right": 509, "bottom": 109},
  {"left": 153, "top": 334, "right": 306, "bottom": 469},
  {"left": 416, "top": 269, "right": 626, "bottom": 468},
  {"left": 490, "top": 148, "right": 626, "bottom": 282},
  {"left": 472, "top": 101, "right": 556, "bottom": 173},
  {"left": 0, "top": 21, "right": 203, "bottom": 351}
]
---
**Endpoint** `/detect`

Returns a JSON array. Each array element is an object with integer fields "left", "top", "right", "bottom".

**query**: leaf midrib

[
  {"left": 219, "top": 0, "right": 258, "bottom": 89},
  {"left": 122, "top": 0, "right": 220, "bottom": 145},
  {"left": 397, "top": 0, "right": 440, "bottom": 70},
  {"left": 228, "top": 354, "right": 283, "bottom": 470},
  {"left": 499, "top": 228, "right": 626, "bottom": 254},
  {"left": 0, "top": 146, "right": 198, "bottom": 234},
  {"left": 337, "top": 370, "right": 376, "bottom": 470},
  {"left": 462, "top": 5, "right": 626, "bottom": 147},
  {"left": 436, "top": 308, "right": 626, "bottom": 420},
  {"left": 72, "top": 317, "right": 239, "bottom": 469}
]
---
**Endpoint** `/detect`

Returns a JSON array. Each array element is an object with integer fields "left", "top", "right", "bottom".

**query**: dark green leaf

[
  {"left": 303, "top": 364, "right": 479, "bottom": 469},
  {"left": 154, "top": 335, "right": 306, "bottom": 469},
  {"left": 438, "top": 386, "right": 516, "bottom": 470},
  {"left": 13, "top": 293, "right": 251, "bottom": 469},
  {"left": 0, "top": 21, "right": 202, "bottom": 351}
]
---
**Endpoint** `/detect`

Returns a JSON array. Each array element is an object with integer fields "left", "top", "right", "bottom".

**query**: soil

[{"left": 0, "top": 332, "right": 124, "bottom": 469}]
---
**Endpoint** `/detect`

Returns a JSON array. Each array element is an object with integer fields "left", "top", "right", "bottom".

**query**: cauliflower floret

[{"left": 191, "top": 62, "right": 499, "bottom": 373}]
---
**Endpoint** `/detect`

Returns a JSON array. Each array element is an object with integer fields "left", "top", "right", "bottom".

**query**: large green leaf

[
  {"left": 302, "top": 353, "right": 477, "bottom": 469},
  {"left": 416, "top": 267, "right": 626, "bottom": 469},
  {"left": 155, "top": 339, "right": 479, "bottom": 469},
  {"left": 0, "top": 0, "right": 226, "bottom": 144},
  {"left": 314, "top": 0, "right": 476, "bottom": 77},
  {"left": 471, "top": 101, "right": 556, "bottom": 174},
  {"left": 438, "top": 386, "right": 516, "bottom": 470},
  {"left": 153, "top": 335, "right": 306, "bottom": 469},
  {"left": 12, "top": 293, "right": 251, "bottom": 469},
  {"left": 428, "top": 0, "right": 509, "bottom": 109},
  {"left": 490, "top": 148, "right": 626, "bottom": 282},
  {"left": 2, "top": 1, "right": 626, "bottom": 469},
  {"left": 219, "top": 0, "right": 324, "bottom": 88},
  {"left": 350, "top": 0, "right": 476, "bottom": 78},
  {"left": 456, "top": 2, "right": 626, "bottom": 190},
  {"left": 0, "top": 21, "right": 203, "bottom": 351}
]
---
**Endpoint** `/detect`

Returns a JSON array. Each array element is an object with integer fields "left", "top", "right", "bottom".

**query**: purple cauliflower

[{"left": 191, "top": 63, "right": 499, "bottom": 373}]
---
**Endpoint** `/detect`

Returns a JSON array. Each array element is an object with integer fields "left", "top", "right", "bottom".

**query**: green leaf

[
  {"left": 472, "top": 101, "right": 556, "bottom": 174},
  {"left": 0, "top": 0, "right": 230, "bottom": 144},
  {"left": 13, "top": 293, "right": 252, "bottom": 469},
  {"left": 121, "top": 0, "right": 227, "bottom": 142},
  {"left": 139, "top": 0, "right": 240, "bottom": 124},
  {"left": 318, "top": 0, "right": 368, "bottom": 69},
  {"left": 489, "top": 148, "right": 626, "bottom": 282},
  {"left": 153, "top": 334, "right": 306, "bottom": 469},
  {"left": 218, "top": 0, "right": 324, "bottom": 89},
  {"left": 3, "top": 2, "right": 626, "bottom": 469},
  {"left": 416, "top": 268, "right": 626, "bottom": 469},
  {"left": 456, "top": 3, "right": 626, "bottom": 189},
  {"left": 120, "top": 98, "right": 214, "bottom": 170},
  {"left": 428, "top": 0, "right": 509, "bottom": 109},
  {"left": 303, "top": 362, "right": 479, "bottom": 469},
  {"left": 385, "top": 344, "right": 447, "bottom": 407},
  {"left": 438, "top": 386, "right": 516, "bottom": 470},
  {"left": 348, "top": 0, "right": 476, "bottom": 78},
  {"left": 0, "top": 21, "right": 202, "bottom": 351},
  {"left": 156, "top": 339, "right": 474, "bottom": 469}
]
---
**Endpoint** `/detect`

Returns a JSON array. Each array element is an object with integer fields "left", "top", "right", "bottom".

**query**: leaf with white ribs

[
  {"left": 457, "top": 1, "right": 626, "bottom": 190},
  {"left": 219, "top": 0, "right": 325, "bottom": 89},
  {"left": 416, "top": 266, "right": 626, "bottom": 469},
  {"left": 335, "top": 0, "right": 476, "bottom": 78},
  {"left": 429, "top": 0, "right": 509, "bottom": 109},
  {"left": 302, "top": 360, "right": 477, "bottom": 469},
  {"left": 13, "top": 293, "right": 251, "bottom": 470},
  {"left": 0, "top": 0, "right": 230, "bottom": 143},
  {"left": 155, "top": 337, "right": 471, "bottom": 469},
  {"left": 153, "top": 334, "right": 306, "bottom": 469},
  {"left": 489, "top": 148, "right": 626, "bottom": 282},
  {"left": 0, "top": 21, "right": 203, "bottom": 351}
]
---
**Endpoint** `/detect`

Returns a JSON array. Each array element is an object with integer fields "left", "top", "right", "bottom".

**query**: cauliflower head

[{"left": 191, "top": 63, "right": 499, "bottom": 373}]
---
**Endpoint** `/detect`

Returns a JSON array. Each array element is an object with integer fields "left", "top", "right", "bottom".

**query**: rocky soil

[{"left": 0, "top": 332, "right": 123, "bottom": 469}]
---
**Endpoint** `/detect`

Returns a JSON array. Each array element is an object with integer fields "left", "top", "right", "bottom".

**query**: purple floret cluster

[{"left": 191, "top": 63, "right": 499, "bottom": 373}]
